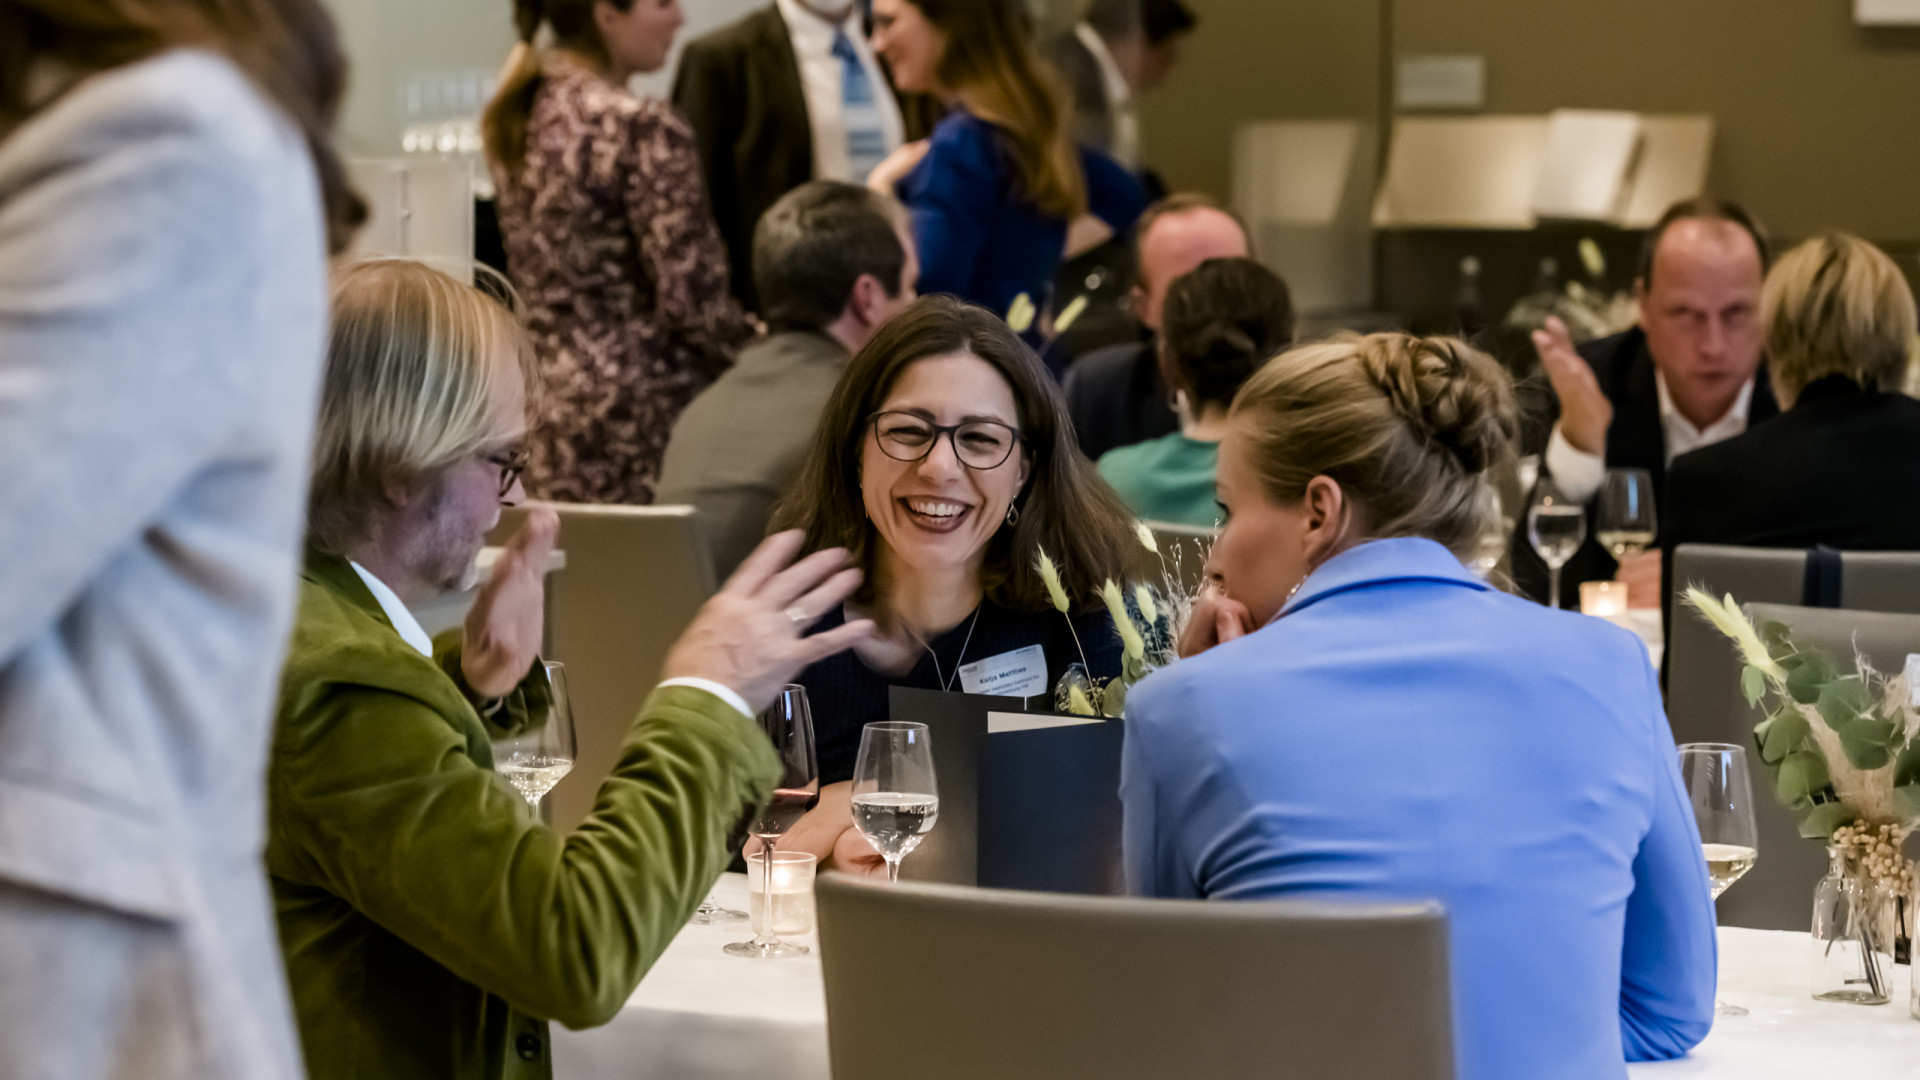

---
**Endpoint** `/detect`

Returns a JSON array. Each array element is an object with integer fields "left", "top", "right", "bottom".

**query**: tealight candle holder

[
  {"left": 1581, "top": 580, "right": 1628, "bottom": 617},
  {"left": 747, "top": 850, "right": 816, "bottom": 938}
]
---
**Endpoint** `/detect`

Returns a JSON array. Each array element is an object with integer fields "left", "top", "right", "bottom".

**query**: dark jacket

[
  {"left": 671, "top": 5, "right": 813, "bottom": 313},
  {"left": 1063, "top": 338, "right": 1178, "bottom": 462},
  {"left": 1513, "top": 327, "right": 1781, "bottom": 606}
]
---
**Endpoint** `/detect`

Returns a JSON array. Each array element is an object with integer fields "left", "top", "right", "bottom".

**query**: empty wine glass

[
  {"left": 851, "top": 721, "right": 939, "bottom": 884},
  {"left": 1679, "top": 742, "right": 1760, "bottom": 1017},
  {"left": 726, "top": 685, "right": 819, "bottom": 959},
  {"left": 493, "top": 661, "right": 576, "bottom": 811},
  {"left": 1596, "top": 468, "right": 1658, "bottom": 563},
  {"left": 1527, "top": 477, "right": 1587, "bottom": 609}
]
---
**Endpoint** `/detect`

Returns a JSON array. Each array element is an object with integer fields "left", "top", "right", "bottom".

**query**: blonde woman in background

[
  {"left": 484, "top": 0, "right": 754, "bottom": 505},
  {"left": 1664, "top": 232, "right": 1920, "bottom": 585},
  {"left": 1123, "top": 333, "right": 1716, "bottom": 1078}
]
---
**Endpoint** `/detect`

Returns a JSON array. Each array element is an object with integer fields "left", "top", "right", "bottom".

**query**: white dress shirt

[
  {"left": 1545, "top": 371, "right": 1756, "bottom": 503},
  {"left": 776, "top": 0, "right": 904, "bottom": 183},
  {"left": 1074, "top": 21, "right": 1139, "bottom": 169}
]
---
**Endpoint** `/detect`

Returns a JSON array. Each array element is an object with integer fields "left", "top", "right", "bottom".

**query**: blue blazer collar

[{"left": 1279, "top": 537, "right": 1489, "bottom": 618}]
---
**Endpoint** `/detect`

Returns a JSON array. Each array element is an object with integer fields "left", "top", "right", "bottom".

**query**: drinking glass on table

[
  {"left": 1527, "top": 477, "right": 1587, "bottom": 609},
  {"left": 1596, "top": 468, "right": 1657, "bottom": 563},
  {"left": 726, "top": 685, "right": 820, "bottom": 959},
  {"left": 1678, "top": 742, "right": 1759, "bottom": 1017},
  {"left": 851, "top": 721, "right": 939, "bottom": 884},
  {"left": 493, "top": 661, "right": 576, "bottom": 811}
]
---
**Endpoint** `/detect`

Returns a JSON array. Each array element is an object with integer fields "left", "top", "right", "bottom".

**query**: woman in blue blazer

[
  {"left": 1122, "top": 333, "right": 1717, "bottom": 1080},
  {"left": 867, "top": 0, "right": 1146, "bottom": 325}
]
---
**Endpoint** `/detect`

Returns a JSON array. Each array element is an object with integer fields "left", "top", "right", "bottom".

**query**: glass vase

[{"left": 1812, "top": 846, "right": 1897, "bottom": 1005}]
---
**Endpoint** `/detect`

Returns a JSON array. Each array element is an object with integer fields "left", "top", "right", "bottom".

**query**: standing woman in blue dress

[
  {"left": 1122, "top": 333, "right": 1717, "bottom": 1079},
  {"left": 865, "top": 0, "right": 1147, "bottom": 328}
]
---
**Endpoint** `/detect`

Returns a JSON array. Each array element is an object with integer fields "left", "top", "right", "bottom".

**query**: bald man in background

[
  {"left": 1517, "top": 196, "right": 1779, "bottom": 608},
  {"left": 1063, "top": 194, "right": 1251, "bottom": 461}
]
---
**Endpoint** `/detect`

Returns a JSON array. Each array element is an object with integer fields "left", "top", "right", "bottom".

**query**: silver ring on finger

[{"left": 784, "top": 606, "right": 811, "bottom": 628}]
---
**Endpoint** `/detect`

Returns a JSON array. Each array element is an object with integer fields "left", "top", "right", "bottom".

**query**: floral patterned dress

[{"left": 493, "top": 54, "right": 755, "bottom": 504}]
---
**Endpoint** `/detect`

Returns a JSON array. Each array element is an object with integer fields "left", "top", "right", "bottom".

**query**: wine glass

[
  {"left": 1679, "top": 742, "right": 1760, "bottom": 1017},
  {"left": 1527, "top": 477, "right": 1587, "bottom": 609},
  {"left": 1596, "top": 468, "right": 1658, "bottom": 563},
  {"left": 726, "top": 685, "right": 819, "bottom": 959},
  {"left": 493, "top": 661, "right": 576, "bottom": 811},
  {"left": 851, "top": 721, "right": 939, "bottom": 884}
]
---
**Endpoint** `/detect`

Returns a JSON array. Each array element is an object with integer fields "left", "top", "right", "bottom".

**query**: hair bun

[{"left": 1360, "top": 335, "right": 1516, "bottom": 474}]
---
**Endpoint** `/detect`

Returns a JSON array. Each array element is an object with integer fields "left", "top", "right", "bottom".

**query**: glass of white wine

[
  {"left": 850, "top": 722, "right": 939, "bottom": 884},
  {"left": 1527, "top": 477, "right": 1587, "bottom": 609},
  {"left": 1596, "top": 468, "right": 1658, "bottom": 563},
  {"left": 1679, "top": 742, "right": 1759, "bottom": 1017},
  {"left": 493, "top": 661, "right": 576, "bottom": 811}
]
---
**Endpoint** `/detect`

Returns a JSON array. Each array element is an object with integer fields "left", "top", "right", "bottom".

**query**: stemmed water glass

[
  {"left": 850, "top": 722, "right": 940, "bottom": 884},
  {"left": 1527, "top": 477, "right": 1587, "bottom": 609},
  {"left": 1679, "top": 742, "right": 1760, "bottom": 1017},
  {"left": 726, "top": 685, "right": 820, "bottom": 959},
  {"left": 1597, "top": 468, "right": 1658, "bottom": 564},
  {"left": 494, "top": 660, "right": 576, "bottom": 811}
]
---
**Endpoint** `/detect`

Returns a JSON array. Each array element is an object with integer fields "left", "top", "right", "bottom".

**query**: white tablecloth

[{"left": 554, "top": 874, "right": 1920, "bottom": 1079}]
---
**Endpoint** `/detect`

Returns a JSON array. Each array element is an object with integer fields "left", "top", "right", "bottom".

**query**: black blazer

[
  {"left": 1512, "top": 326, "right": 1781, "bottom": 605},
  {"left": 671, "top": 5, "right": 813, "bottom": 313},
  {"left": 1062, "top": 339, "right": 1178, "bottom": 461}
]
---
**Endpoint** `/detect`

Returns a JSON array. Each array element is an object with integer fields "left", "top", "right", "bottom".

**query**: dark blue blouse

[
  {"left": 798, "top": 600, "right": 1122, "bottom": 785},
  {"left": 897, "top": 109, "right": 1147, "bottom": 323}
]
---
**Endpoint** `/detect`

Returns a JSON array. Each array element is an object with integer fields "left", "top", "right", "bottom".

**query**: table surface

[{"left": 553, "top": 874, "right": 1920, "bottom": 1080}]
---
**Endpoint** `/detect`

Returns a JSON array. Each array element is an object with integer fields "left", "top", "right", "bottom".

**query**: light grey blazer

[
  {"left": 0, "top": 50, "right": 327, "bottom": 1080},
  {"left": 657, "top": 330, "right": 848, "bottom": 579}
]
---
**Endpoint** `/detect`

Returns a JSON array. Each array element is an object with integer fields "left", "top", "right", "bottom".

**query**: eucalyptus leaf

[
  {"left": 1101, "top": 677, "right": 1127, "bottom": 718},
  {"left": 1816, "top": 675, "right": 1870, "bottom": 730},
  {"left": 1894, "top": 739, "right": 1920, "bottom": 788},
  {"left": 1836, "top": 712, "right": 1898, "bottom": 770},
  {"left": 1741, "top": 665, "right": 1766, "bottom": 708},
  {"left": 1798, "top": 801, "right": 1855, "bottom": 840},
  {"left": 1775, "top": 750, "right": 1830, "bottom": 810},
  {"left": 1757, "top": 709, "right": 1810, "bottom": 764},
  {"left": 1760, "top": 619, "right": 1793, "bottom": 659},
  {"left": 1894, "top": 783, "right": 1920, "bottom": 825},
  {"left": 1786, "top": 651, "right": 1838, "bottom": 705}
]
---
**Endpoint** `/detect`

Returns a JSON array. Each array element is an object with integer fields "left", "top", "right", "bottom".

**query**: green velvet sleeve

[
  {"left": 271, "top": 682, "right": 779, "bottom": 1029},
  {"left": 430, "top": 629, "right": 549, "bottom": 741}
]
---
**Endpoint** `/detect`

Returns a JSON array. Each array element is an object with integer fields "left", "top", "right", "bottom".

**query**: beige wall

[{"left": 1135, "top": 0, "right": 1920, "bottom": 241}]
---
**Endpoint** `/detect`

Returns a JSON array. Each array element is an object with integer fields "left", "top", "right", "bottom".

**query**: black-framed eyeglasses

[
  {"left": 483, "top": 447, "right": 530, "bottom": 498},
  {"left": 868, "top": 411, "right": 1022, "bottom": 470}
]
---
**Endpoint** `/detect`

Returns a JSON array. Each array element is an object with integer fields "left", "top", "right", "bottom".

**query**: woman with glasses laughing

[{"left": 768, "top": 295, "right": 1139, "bottom": 869}]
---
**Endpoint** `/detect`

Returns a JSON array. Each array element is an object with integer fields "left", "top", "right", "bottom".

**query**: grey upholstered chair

[
  {"left": 490, "top": 502, "right": 716, "bottom": 830},
  {"left": 815, "top": 873, "right": 1454, "bottom": 1080}
]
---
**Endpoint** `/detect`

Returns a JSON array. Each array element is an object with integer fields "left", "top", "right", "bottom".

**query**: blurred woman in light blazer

[{"left": 1121, "top": 333, "right": 1717, "bottom": 1080}]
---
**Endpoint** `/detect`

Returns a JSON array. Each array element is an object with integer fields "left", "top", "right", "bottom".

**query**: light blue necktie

[{"left": 832, "top": 31, "right": 889, "bottom": 183}]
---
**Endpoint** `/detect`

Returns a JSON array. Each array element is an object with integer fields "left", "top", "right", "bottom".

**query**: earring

[{"left": 1005, "top": 503, "right": 1020, "bottom": 527}]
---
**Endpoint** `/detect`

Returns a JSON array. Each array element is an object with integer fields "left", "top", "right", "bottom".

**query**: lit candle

[{"left": 1581, "top": 580, "right": 1628, "bottom": 617}]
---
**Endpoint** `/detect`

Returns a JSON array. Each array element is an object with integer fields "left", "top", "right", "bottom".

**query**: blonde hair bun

[{"left": 1356, "top": 334, "right": 1515, "bottom": 475}]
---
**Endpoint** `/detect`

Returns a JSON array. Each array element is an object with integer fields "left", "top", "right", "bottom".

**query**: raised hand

[
  {"left": 461, "top": 509, "right": 559, "bottom": 699},
  {"left": 1177, "top": 580, "right": 1256, "bottom": 659},
  {"left": 1531, "top": 315, "right": 1613, "bottom": 455},
  {"left": 662, "top": 530, "right": 875, "bottom": 712}
]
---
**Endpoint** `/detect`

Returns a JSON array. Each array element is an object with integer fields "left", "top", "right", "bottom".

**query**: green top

[
  {"left": 268, "top": 551, "right": 780, "bottom": 1080},
  {"left": 1096, "top": 433, "right": 1222, "bottom": 529}
]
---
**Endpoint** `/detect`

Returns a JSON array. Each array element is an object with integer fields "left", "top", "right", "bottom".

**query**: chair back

[
  {"left": 815, "top": 873, "right": 1454, "bottom": 1080},
  {"left": 1839, "top": 551, "right": 1920, "bottom": 612},
  {"left": 493, "top": 502, "right": 716, "bottom": 830},
  {"left": 1143, "top": 520, "right": 1218, "bottom": 595},
  {"left": 1723, "top": 603, "right": 1920, "bottom": 932},
  {"left": 1668, "top": 545, "right": 1809, "bottom": 748}
]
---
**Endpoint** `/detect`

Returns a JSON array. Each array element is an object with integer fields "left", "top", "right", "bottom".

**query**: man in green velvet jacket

[{"left": 270, "top": 260, "right": 873, "bottom": 1080}]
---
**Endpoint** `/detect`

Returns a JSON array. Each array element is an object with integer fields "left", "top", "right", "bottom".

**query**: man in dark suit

[
  {"left": 1516, "top": 197, "right": 1779, "bottom": 608},
  {"left": 658, "top": 181, "right": 917, "bottom": 579},
  {"left": 1043, "top": 0, "right": 1197, "bottom": 171},
  {"left": 1063, "top": 193, "right": 1249, "bottom": 461},
  {"left": 1666, "top": 231, "right": 1920, "bottom": 590},
  {"left": 673, "top": 0, "right": 903, "bottom": 313}
]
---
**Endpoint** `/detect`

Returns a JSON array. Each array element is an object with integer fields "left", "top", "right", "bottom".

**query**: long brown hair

[
  {"left": 906, "top": 0, "right": 1085, "bottom": 219},
  {"left": 483, "top": 0, "right": 632, "bottom": 175},
  {"left": 0, "top": 0, "right": 364, "bottom": 254},
  {"left": 772, "top": 295, "right": 1137, "bottom": 611}
]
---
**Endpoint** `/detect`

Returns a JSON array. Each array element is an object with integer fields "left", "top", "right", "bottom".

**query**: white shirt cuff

[
  {"left": 1544, "top": 424, "right": 1606, "bottom": 504},
  {"left": 656, "top": 677, "right": 754, "bottom": 720}
]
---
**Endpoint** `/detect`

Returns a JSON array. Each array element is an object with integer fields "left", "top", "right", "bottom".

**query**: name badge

[{"left": 958, "top": 644, "right": 1047, "bottom": 698}]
